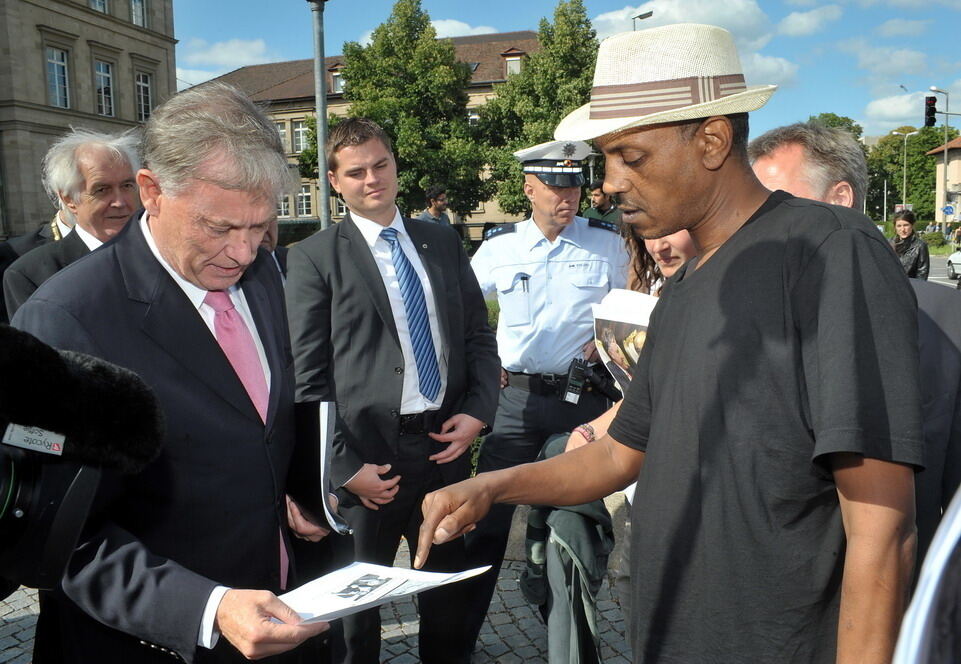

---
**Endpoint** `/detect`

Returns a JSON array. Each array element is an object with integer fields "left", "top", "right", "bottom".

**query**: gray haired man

[
  {"left": 13, "top": 82, "right": 330, "bottom": 663},
  {"left": 2, "top": 128, "right": 140, "bottom": 320},
  {"left": 749, "top": 120, "right": 961, "bottom": 577}
]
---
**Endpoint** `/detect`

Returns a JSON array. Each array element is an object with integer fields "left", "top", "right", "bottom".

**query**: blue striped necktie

[{"left": 380, "top": 227, "right": 441, "bottom": 401}]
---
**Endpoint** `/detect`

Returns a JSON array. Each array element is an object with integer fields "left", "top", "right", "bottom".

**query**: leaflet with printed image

[{"left": 279, "top": 562, "right": 491, "bottom": 623}]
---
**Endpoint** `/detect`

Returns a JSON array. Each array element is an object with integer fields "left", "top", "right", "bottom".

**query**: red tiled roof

[
  {"left": 927, "top": 136, "right": 961, "bottom": 156},
  {"left": 210, "top": 31, "right": 540, "bottom": 103}
]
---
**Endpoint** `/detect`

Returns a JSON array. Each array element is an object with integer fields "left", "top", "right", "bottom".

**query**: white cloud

[
  {"left": 875, "top": 18, "right": 931, "bottom": 37},
  {"left": 777, "top": 5, "right": 842, "bottom": 37},
  {"left": 591, "top": 0, "right": 773, "bottom": 51},
  {"left": 181, "top": 38, "right": 276, "bottom": 69},
  {"left": 741, "top": 52, "right": 799, "bottom": 87},
  {"left": 863, "top": 92, "right": 926, "bottom": 132},
  {"left": 431, "top": 19, "right": 497, "bottom": 39},
  {"left": 839, "top": 38, "right": 927, "bottom": 76},
  {"left": 856, "top": 0, "right": 961, "bottom": 7}
]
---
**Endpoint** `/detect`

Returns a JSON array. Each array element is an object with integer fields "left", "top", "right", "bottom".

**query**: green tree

[
  {"left": 299, "top": 0, "right": 491, "bottom": 217},
  {"left": 866, "top": 125, "right": 958, "bottom": 221},
  {"left": 476, "top": 0, "right": 598, "bottom": 216},
  {"left": 807, "top": 113, "right": 864, "bottom": 141}
]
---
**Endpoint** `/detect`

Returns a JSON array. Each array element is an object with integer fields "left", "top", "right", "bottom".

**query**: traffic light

[{"left": 925, "top": 96, "right": 938, "bottom": 127}]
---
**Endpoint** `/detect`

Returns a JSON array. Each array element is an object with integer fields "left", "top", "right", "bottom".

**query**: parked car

[{"left": 947, "top": 250, "right": 961, "bottom": 279}]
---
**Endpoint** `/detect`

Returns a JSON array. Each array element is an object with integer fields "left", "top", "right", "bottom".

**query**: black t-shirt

[{"left": 609, "top": 192, "right": 925, "bottom": 663}]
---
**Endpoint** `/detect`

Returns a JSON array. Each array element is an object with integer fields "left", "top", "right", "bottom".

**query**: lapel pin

[{"left": 422, "top": 243, "right": 428, "bottom": 249}]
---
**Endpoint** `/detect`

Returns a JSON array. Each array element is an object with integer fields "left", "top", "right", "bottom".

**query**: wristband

[{"left": 573, "top": 423, "right": 596, "bottom": 443}]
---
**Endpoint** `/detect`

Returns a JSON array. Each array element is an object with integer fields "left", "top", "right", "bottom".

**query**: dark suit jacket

[
  {"left": 12, "top": 217, "right": 312, "bottom": 664},
  {"left": 912, "top": 278, "right": 961, "bottom": 567},
  {"left": 0, "top": 221, "right": 55, "bottom": 323},
  {"left": 285, "top": 215, "right": 499, "bottom": 491},
  {"left": 4, "top": 228, "right": 88, "bottom": 319},
  {"left": 274, "top": 245, "right": 289, "bottom": 278}
]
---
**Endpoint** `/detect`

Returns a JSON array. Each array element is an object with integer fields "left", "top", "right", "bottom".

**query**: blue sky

[{"left": 174, "top": 0, "right": 961, "bottom": 138}]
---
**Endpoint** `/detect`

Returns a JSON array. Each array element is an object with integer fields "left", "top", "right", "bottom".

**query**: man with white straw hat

[{"left": 416, "top": 24, "right": 923, "bottom": 663}]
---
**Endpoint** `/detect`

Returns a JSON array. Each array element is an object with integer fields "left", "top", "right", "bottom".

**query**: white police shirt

[{"left": 471, "top": 216, "right": 629, "bottom": 375}]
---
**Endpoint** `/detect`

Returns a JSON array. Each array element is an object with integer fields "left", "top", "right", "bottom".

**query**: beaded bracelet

[{"left": 573, "top": 423, "right": 596, "bottom": 443}]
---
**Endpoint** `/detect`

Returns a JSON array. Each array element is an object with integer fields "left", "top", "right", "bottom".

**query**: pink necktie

[
  {"left": 204, "top": 291, "right": 288, "bottom": 588},
  {"left": 204, "top": 290, "right": 268, "bottom": 423}
]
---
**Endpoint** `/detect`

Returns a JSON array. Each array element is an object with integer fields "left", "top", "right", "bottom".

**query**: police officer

[{"left": 463, "top": 139, "right": 629, "bottom": 645}]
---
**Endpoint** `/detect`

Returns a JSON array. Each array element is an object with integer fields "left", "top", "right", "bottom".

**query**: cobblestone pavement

[{"left": 1, "top": 502, "right": 633, "bottom": 663}]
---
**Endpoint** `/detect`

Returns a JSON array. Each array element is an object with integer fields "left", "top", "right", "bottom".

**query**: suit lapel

[
  {"left": 406, "top": 220, "right": 451, "bottom": 345},
  {"left": 57, "top": 230, "right": 91, "bottom": 268},
  {"left": 117, "top": 219, "right": 264, "bottom": 424},
  {"left": 341, "top": 215, "right": 400, "bottom": 346}
]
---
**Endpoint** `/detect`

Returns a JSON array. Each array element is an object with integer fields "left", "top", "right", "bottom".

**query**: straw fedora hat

[{"left": 554, "top": 24, "right": 777, "bottom": 141}]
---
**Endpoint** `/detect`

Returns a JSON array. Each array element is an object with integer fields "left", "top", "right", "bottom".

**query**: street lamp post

[
  {"left": 632, "top": 11, "right": 653, "bottom": 30},
  {"left": 931, "top": 86, "right": 950, "bottom": 232},
  {"left": 308, "top": 0, "right": 331, "bottom": 229},
  {"left": 891, "top": 130, "right": 919, "bottom": 210}
]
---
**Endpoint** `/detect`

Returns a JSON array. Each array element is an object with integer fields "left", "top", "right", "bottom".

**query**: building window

[
  {"left": 94, "top": 60, "right": 114, "bottom": 116},
  {"left": 293, "top": 120, "right": 309, "bottom": 153},
  {"left": 505, "top": 57, "right": 522, "bottom": 76},
  {"left": 135, "top": 72, "right": 152, "bottom": 122},
  {"left": 90, "top": 0, "right": 108, "bottom": 12},
  {"left": 467, "top": 110, "right": 480, "bottom": 126},
  {"left": 277, "top": 195, "right": 291, "bottom": 218},
  {"left": 46, "top": 47, "right": 70, "bottom": 109},
  {"left": 297, "top": 185, "right": 312, "bottom": 217},
  {"left": 130, "top": 0, "right": 147, "bottom": 27},
  {"left": 331, "top": 72, "right": 343, "bottom": 94},
  {"left": 335, "top": 198, "right": 347, "bottom": 217},
  {"left": 275, "top": 122, "right": 288, "bottom": 152}
]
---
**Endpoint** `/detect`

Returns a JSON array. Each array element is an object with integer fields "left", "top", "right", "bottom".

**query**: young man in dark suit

[
  {"left": 12, "top": 82, "right": 330, "bottom": 664},
  {"left": 285, "top": 118, "right": 499, "bottom": 664}
]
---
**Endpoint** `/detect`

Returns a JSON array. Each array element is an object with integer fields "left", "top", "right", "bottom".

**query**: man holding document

[{"left": 285, "top": 117, "right": 499, "bottom": 664}]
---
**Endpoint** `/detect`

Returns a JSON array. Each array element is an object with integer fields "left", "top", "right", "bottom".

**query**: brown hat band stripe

[{"left": 588, "top": 74, "right": 746, "bottom": 120}]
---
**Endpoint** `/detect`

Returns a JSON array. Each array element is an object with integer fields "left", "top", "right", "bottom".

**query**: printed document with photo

[
  {"left": 592, "top": 289, "right": 658, "bottom": 397},
  {"left": 279, "top": 562, "right": 490, "bottom": 623}
]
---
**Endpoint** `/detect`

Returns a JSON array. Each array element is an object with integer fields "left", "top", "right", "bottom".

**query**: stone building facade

[
  {"left": 213, "top": 31, "right": 540, "bottom": 239},
  {"left": 0, "top": 0, "right": 176, "bottom": 238}
]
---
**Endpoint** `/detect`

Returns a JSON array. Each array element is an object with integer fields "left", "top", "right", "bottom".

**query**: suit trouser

[
  {"left": 331, "top": 430, "right": 472, "bottom": 664},
  {"left": 461, "top": 384, "right": 608, "bottom": 649}
]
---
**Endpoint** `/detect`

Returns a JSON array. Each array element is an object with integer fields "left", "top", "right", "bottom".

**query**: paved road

[{"left": 931, "top": 251, "right": 959, "bottom": 288}]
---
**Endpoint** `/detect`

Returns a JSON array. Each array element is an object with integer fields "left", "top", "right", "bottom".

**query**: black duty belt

[{"left": 507, "top": 371, "right": 562, "bottom": 396}]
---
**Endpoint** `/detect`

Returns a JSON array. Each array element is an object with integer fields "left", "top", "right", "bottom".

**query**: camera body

[{"left": 0, "top": 324, "right": 162, "bottom": 600}]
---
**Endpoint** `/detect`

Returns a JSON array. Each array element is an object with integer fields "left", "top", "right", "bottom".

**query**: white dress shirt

[
  {"left": 72, "top": 224, "right": 103, "bottom": 252},
  {"left": 351, "top": 208, "right": 449, "bottom": 414},
  {"left": 140, "top": 211, "right": 271, "bottom": 649}
]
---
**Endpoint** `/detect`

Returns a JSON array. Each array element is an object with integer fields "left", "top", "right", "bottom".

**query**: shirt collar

[
  {"left": 522, "top": 216, "right": 583, "bottom": 251},
  {"left": 351, "top": 207, "right": 405, "bottom": 248},
  {"left": 72, "top": 223, "right": 103, "bottom": 251},
  {"left": 139, "top": 211, "right": 238, "bottom": 311},
  {"left": 55, "top": 215, "right": 73, "bottom": 240}
]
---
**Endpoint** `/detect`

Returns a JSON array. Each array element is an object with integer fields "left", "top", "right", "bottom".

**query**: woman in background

[{"left": 891, "top": 210, "right": 930, "bottom": 280}]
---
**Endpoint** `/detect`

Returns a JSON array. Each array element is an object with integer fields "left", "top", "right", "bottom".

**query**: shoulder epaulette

[
  {"left": 588, "top": 218, "right": 620, "bottom": 233},
  {"left": 484, "top": 223, "right": 517, "bottom": 240}
]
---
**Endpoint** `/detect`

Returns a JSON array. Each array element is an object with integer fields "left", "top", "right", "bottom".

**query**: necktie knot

[
  {"left": 204, "top": 290, "right": 234, "bottom": 314},
  {"left": 380, "top": 227, "right": 399, "bottom": 244}
]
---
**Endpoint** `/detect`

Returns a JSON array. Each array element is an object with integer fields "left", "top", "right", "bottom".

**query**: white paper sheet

[{"left": 279, "top": 562, "right": 491, "bottom": 623}]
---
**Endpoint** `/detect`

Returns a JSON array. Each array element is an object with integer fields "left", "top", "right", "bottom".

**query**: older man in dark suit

[
  {"left": 3, "top": 128, "right": 141, "bottom": 319},
  {"left": 12, "top": 82, "right": 330, "bottom": 664},
  {"left": 286, "top": 118, "right": 499, "bottom": 664}
]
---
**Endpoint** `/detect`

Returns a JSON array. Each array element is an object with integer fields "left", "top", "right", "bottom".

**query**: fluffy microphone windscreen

[{"left": 0, "top": 325, "right": 164, "bottom": 474}]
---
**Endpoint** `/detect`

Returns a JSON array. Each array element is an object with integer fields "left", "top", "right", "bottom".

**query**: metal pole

[
  {"left": 944, "top": 94, "right": 950, "bottom": 232},
  {"left": 902, "top": 133, "right": 908, "bottom": 207},
  {"left": 310, "top": 0, "right": 331, "bottom": 229},
  {"left": 932, "top": 87, "right": 951, "bottom": 232},
  {"left": 883, "top": 179, "right": 888, "bottom": 224}
]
